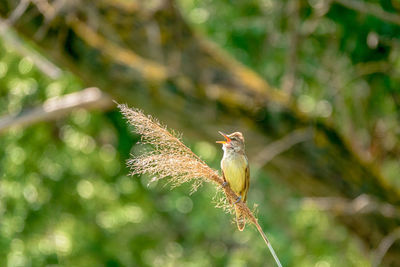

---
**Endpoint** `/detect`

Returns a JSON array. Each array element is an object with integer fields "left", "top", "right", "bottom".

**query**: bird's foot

[
  {"left": 222, "top": 181, "right": 228, "bottom": 187},
  {"left": 234, "top": 196, "right": 242, "bottom": 204}
]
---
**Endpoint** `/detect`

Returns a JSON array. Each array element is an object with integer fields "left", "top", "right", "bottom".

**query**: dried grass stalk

[{"left": 118, "top": 104, "right": 282, "bottom": 267}]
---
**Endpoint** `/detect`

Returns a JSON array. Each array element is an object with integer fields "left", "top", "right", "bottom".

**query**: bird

[{"left": 216, "top": 131, "right": 250, "bottom": 231}]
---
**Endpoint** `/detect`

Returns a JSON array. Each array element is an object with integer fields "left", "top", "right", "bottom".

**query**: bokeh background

[{"left": 0, "top": 0, "right": 399, "bottom": 266}]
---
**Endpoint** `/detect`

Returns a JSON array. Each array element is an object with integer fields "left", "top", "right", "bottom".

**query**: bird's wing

[{"left": 243, "top": 164, "right": 250, "bottom": 202}]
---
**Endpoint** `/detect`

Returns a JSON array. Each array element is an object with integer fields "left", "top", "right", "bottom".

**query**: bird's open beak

[{"left": 216, "top": 131, "right": 231, "bottom": 144}]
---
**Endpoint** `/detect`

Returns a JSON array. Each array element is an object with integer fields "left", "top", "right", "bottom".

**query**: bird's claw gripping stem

[
  {"left": 222, "top": 181, "right": 228, "bottom": 187},
  {"left": 234, "top": 196, "right": 242, "bottom": 204}
]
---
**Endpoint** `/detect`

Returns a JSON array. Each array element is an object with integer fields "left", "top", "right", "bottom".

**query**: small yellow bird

[{"left": 216, "top": 131, "right": 250, "bottom": 231}]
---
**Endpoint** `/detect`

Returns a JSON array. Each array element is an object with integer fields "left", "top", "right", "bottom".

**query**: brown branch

[
  {"left": 334, "top": 0, "right": 400, "bottom": 26},
  {"left": 68, "top": 17, "right": 169, "bottom": 82},
  {"left": 31, "top": 0, "right": 56, "bottom": 20},
  {"left": 0, "top": 87, "right": 113, "bottom": 134},
  {"left": 99, "top": 0, "right": 139, "bottom": 13}
]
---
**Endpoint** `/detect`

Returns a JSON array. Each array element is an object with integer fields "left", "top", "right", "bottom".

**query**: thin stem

[{"left": 254, "top": 220, "right": 283, "bottom": 267}]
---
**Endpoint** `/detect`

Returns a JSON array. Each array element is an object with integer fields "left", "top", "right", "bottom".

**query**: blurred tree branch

[
  {"left": 253, "top": 128, "right": 312, "bottom": 170},
  {"left": 0, "top": 19, "right": 62, "bottom": 78},
  {"left": 334, "top": 0, "right": 400, "bottom": 26},
  {"left": 1, "top": 0, "right": 399, "bottom": 264},
  {"left": 0, "top": 87, "right": 113, "bottom": 133},
  {"left": 5, "top": 0, "right": 30, "bottom": 25},
  {"left": 372, "top": 227, "right": 400, "bottom": 267},
  {"left": 282, "top": 0, "right": 300, "bottom": 95},
  {"left": 69, "top": 17, "right": 169, "bottom": 83},
  {"left": 303, "top": 195, "right": 400, "bottom": 219}
]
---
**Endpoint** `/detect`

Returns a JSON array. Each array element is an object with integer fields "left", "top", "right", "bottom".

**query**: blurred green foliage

[
  {"left": 2, "top": 0, "right": 400, "bottom": 266},
  {"left": 178, "top": 0, "right": 400, "bottom": 187},
  {"left": 0, "top": 41, "right": 368, "bottom": 267}
]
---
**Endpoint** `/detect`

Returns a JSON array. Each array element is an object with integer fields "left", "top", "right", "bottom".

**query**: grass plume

[{"left": 118, "top": 104, "right": 283, "bottom": 267}]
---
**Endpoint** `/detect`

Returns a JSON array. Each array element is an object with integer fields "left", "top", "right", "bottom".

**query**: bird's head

[{"left": 216, "top": 131, "right": 245, "bottom": 153}]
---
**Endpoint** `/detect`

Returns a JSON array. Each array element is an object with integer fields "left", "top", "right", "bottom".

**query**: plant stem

[{"left": 254, "top": 220, "right": 283, "bottom": 267}]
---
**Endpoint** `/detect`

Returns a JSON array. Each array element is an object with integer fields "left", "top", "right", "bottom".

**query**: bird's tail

[{"left": 235, "top": 204, "right": 245, "bottom": 231}]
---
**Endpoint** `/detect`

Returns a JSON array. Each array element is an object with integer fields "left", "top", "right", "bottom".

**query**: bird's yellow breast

[{"left": 221, "top": 153, "right": 248, "bottom": 194}]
